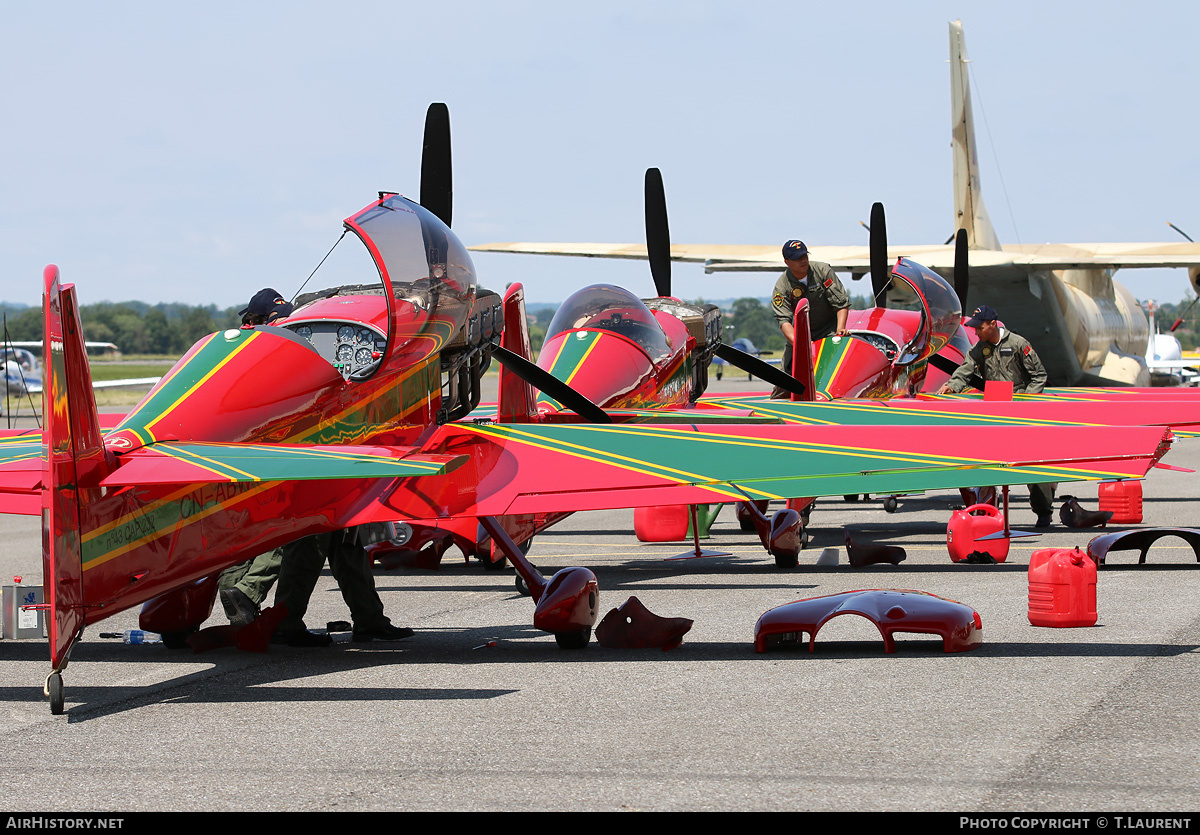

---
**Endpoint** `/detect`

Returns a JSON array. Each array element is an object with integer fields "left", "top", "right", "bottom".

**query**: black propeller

[
  {"left": 712, "top": 343, "right": 806, "bottom": 397},
  {"left": 869, "top": 202, "right": 889, "bottom": 307},
  {"left": 644, "top": 168, "right": 671, "bottom": 298},
  {"left": 927, "top": 353, "right": 964, "bottom": 376},
  {"left": 490, "top": 346, "right": 612, "bottom": 424},
  {"left": 953, "top": 228, "right": 969, "bottom": 313},
  {"left": 420, "top": 103, "right": 453, "bottom": 227}
]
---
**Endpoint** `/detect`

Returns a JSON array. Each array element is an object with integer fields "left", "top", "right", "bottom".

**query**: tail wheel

[{"left": 515, "top": 572, "right": 532, "bottom": 597}]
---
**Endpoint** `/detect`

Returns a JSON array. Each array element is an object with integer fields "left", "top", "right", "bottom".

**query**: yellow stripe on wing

[
  {"left": 462, "top": 424, "right": 775, "bottom": 500},
  {"left": 518, "top": 422, "right": 1133, "bottom": 482}
]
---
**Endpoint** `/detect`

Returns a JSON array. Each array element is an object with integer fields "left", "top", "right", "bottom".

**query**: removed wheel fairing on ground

[{"left": 754, "top": 589, "right": 982, "bottom": 654}]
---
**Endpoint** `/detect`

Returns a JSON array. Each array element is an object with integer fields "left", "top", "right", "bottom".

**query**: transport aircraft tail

[{"left": 950, "top": 19, "right": 1002, "bottom": 252}]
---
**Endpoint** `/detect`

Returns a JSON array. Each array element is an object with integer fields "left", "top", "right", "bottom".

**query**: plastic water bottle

[{"left": 122, "top": 629, "right": 161, "bottom": 644}]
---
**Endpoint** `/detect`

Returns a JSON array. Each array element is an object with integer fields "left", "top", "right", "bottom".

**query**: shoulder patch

[
  {"left": 823, "top": 278, "right": 833, "bottom": 289},
  {"left": 773, "top": 292, "right": 785, "bottom": 308},
  {"left": 1023, "top": 345, "right": 1032, "bottom": 356}
]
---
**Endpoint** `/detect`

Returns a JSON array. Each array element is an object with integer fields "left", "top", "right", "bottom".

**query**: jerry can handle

[{"left": 965, "top": 503, "right": 1001, "bottom": 518}]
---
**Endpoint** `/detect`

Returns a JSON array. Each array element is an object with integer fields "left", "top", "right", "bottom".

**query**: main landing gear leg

[{"left": 478, "top": 516, "right": 598, "bottom": 650}]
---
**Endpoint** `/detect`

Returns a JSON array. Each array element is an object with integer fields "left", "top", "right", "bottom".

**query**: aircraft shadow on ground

[
  {"left": 371, "top": 546, "right": 1200, "bottom": 597},
  {"left": 5, "top": 621, "right": 1196, "bottom": 721}
]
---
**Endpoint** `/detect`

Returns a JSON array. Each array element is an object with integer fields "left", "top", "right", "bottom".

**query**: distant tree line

[
  {"left": 9, "top": 290, "right": 1176, "bottom": 360},
  {"left": 0, "top": 302, "right": 240, "bottom": 355},
  {"left": 721, "top": 294, "right": 874, "bottom": 352}
]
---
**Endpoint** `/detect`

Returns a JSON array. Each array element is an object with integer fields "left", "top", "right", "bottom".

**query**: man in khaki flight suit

[
  {"left": 937, "top": 304, "right": 1056, "bottom": 527},
  {"left": 769, "top": 239, "right": 850, "bottom": 400}
]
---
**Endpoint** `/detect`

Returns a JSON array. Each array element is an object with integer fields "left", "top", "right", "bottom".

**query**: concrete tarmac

[{"left": 1, "top": 378, "right": 1198, "bottom": 811}]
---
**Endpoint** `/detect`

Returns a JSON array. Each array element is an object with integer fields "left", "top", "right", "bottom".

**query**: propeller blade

[
  {"left": 1168, "top": 221, "right": 1195, "bottom": 243},
  {"left": 927, "top": 352, "right": 962, "bottom": 376},
  {"left": 869, "top": 202, "right": 888, "bottom": 307},
  {"left": 491, "top": 346, "right": 612, "bottom": 424},
  {"left": 713, "top": 343, "right": 806, "bottom": 397},
  {"left": 645, "top": 168, "right": 671, "bottom": 298},
  {"left": 953, "top": 228, "right": 969, "bottom": 313},
  {"left": 420, "top": 103, "right": 453, "bottom": 227}
]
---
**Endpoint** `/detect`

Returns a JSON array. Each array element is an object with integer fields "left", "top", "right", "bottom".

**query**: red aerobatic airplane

[
  {"left": 0, "top": 108, "right": 1181, "bottom": 715},
  {"left": 394, "top": 175, "right": 1200, "bottom": 572}
]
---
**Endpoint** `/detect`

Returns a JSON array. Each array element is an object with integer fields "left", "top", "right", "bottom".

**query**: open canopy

[{"left": 343, "top": 194, "right": 478, "bottom": 369}]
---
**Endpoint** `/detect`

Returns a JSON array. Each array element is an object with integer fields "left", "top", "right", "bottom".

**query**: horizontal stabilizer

[{"left": 101, "top": 441, "right": 467, "bottom": 486}]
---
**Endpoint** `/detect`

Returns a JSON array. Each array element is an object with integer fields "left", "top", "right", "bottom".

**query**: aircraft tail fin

[
  {"left": 950, "top": 20, "right": 1002, "bottom": 251},
  {"left": 790, "top": 301, "right": 817, "bottom": 402},
  {"left": 41, "top": 265, "right": 114, "bottom": 671},
  {"left": 496, "top": 282, "right": 538, "bottom": 422}
]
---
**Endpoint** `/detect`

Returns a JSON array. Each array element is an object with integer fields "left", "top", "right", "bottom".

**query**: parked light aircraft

[
  {"left": 2, "top": 345, "right": 160, "bottom": 414},
  {"left": 410, "top": 174, "right": 1200, "bottom": 571},
  {"left": 470, "top": 20, "right": 1200, "bottom": 388},
  {"left": 0, "top": 108, "right": 1183, "bottom": 717},
  {"left": 1143, "top": 302, "right": 1200, "bottom": 386}
]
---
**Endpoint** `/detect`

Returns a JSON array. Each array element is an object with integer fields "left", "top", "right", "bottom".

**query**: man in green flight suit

[
  {"left": 769, "top": 240, "right": 851, "bottom": 400},
  {"left": 937, "top": 303, "right": 1056, "bottom": 526}
]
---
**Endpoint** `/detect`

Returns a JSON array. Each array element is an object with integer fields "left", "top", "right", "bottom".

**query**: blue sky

[{"left": 2, "top": 1, "right": 1197, "bottom": 308}]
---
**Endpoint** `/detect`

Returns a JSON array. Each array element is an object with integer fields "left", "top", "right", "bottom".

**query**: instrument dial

[
  {"left": 356, "top": 329, "right": 374, "bottom": 345},
  {"left": 295, "top": 326, "right": 313, "bottom": 341},
  {"left": 336, "top": 344, "right": 354, "bottom": 363},
  {"left": 337, "top": 325, "right": 355, "bottom": 342},
  {"left": 355, "top": 347, "right": 373, "bottom": 365}
]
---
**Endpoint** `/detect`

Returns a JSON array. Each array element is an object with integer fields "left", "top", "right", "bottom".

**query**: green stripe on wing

[{"left": 103, "top": 441, "right": 465, "bottom": 485}]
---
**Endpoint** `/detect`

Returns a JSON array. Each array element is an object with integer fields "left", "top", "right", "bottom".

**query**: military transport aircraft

[
  {"left": 471, "top": 20, "right": 1200, "bottom": 388},
  {"left": 0, "top": 107, "right": 1181, "bottom": 716}
]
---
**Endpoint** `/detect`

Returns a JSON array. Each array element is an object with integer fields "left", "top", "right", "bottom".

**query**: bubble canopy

[
  {"left": 544, "top": 284, "right": 671, "bottom": 362},
  {"left": 888, "top": 258, "right": 964, "bottom": 361},
  {"left": 342, "top": 194, "right": 477, "bottom": 368}
]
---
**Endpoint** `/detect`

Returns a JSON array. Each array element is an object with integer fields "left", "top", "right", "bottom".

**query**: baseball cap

[
  {"left": 782, "top": 240, "right": 808, "bottom": 260},
  {"left": 964, "top": 304, "right": 999, "bottom": 327},
  {"left": 239, "top": 288, "right": 293, "bottom": 320}
]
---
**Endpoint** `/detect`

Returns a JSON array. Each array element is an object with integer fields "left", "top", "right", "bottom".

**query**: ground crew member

[
  {"left": 936, "top": 304, "right": 1055, "bottom": 526},
  {"left": 217, "top": 288, "right": 412, "bottom": 644},
  {"left": 769, "top": 240, "right": 851, "bottom": 399}
]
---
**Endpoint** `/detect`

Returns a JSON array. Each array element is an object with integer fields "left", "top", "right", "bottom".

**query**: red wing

[{"left": 355, "top": 422, "right": 1172, "bottom": 520}]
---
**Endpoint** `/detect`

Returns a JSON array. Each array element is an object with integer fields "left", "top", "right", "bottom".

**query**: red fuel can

[
  {"left": 1028, "top": 547, "right": 1097, "bottom": 627},
  {"left": 947, "top": 503, "right": 1009, "bottom": 563},
  {"left": 634, "top": 505, "right": 690, "bottom": 542},
  {"left": 1098, "top": 481, "right": 1143, "bottom": 524}
]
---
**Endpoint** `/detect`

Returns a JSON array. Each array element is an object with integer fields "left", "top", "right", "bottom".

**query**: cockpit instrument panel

[{"left": 284, "top": 320, "right": 386, "bottom": 378}]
